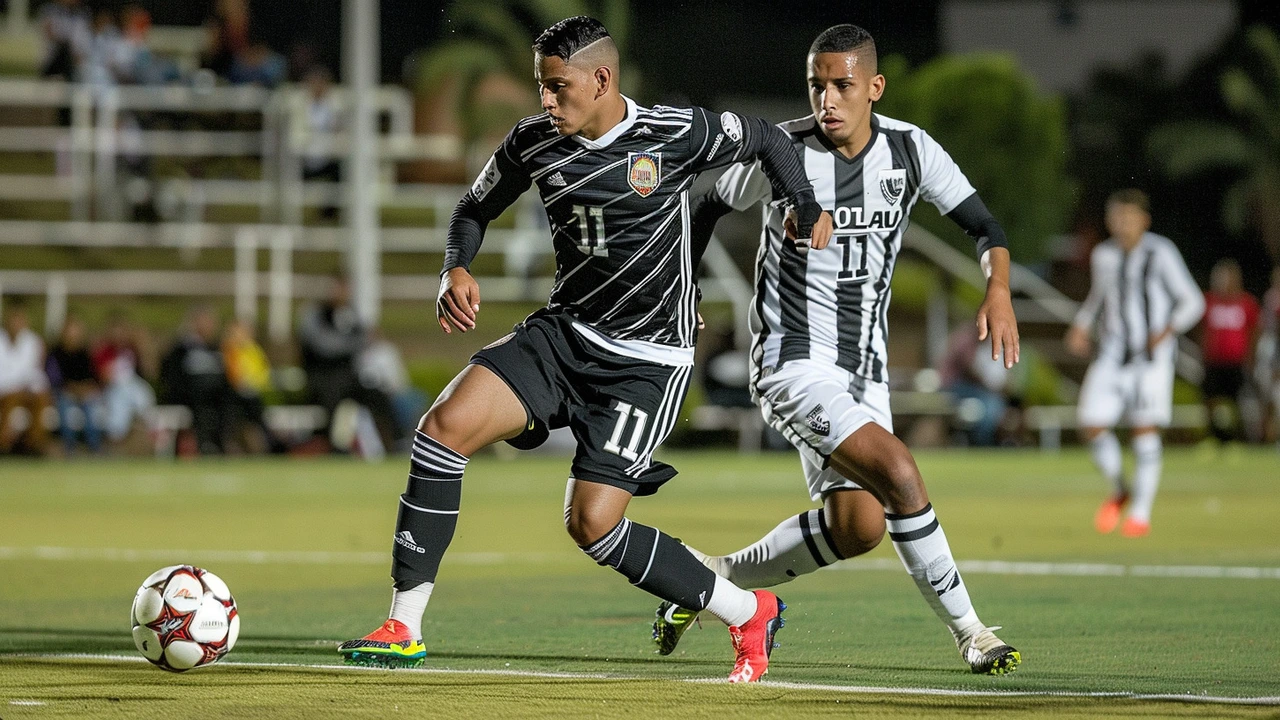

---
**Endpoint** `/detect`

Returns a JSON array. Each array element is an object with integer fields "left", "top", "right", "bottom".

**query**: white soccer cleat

[{"left": 957, "top": 624, "right": 1020, "bottom": 675}]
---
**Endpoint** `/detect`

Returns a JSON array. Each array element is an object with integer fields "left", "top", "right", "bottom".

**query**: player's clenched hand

[
  {"left": 976, "top": 282, "right": 1020, "bottom": 368},
  {"left": 784, "top": 200, "right": 831, "bottom": 250},
  {"left": 437, "top": 267, "right": 480, "bottom": 334},
  {"left": 1065, "top": 325, "right": 1092, "bottom": 358}
]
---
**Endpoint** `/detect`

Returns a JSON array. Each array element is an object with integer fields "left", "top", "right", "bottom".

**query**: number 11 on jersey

[
  {"left": 603, "top": 400, "right": 648, "bottom": 461},
  {"left": 572, "top": 205, "right": 608, "bottom": 257},
  {"left": 836, "top": 233, "right": 870, "bottom": 282}
]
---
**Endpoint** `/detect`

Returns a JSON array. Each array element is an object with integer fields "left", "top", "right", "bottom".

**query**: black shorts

[
  {"left": 470, "top": 310, "right": 692, "bottom": 496},
  {"left": 1202, "top": 365, "right": 1245, "bottom": 400}
]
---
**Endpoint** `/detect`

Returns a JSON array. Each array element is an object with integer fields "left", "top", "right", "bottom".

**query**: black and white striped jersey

[
  {"left": 451, "top": 96, "right": 802, "bottom": 364},
  {"left": 1072, "top": 233, "right": 1204, "bottom": 366},
  {"left": 716, "top": 113, "right": 976, "bottom": 381}
]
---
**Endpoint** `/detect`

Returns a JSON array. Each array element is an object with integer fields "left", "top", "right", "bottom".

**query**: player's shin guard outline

[
  {"left": 581, "top": 517, "right": 718, "bottom": 612},
  {"left": 885, "top": 503, "right": 980, "bottom": 636},
  {"left": 392, "top": 432, "right": 467, "bottom": 590}
]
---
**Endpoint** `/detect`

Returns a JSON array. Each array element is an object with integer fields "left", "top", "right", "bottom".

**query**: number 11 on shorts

[{"left": 604, "top": 401, "right": 649, "bottom": 461}]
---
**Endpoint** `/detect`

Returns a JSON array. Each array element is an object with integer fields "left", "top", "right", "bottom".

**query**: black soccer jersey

[{"left": 446, "top": 96, "right": 814, "bottom": 359}]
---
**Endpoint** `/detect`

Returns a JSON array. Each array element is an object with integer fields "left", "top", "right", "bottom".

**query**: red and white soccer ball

[{"left": 131, "top": 565, "right": 239, "bottom": 672}]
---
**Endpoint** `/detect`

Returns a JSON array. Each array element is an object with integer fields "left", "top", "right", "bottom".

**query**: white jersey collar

[{"left": 572, "top": 96, "right": 638, "bottom": 150}]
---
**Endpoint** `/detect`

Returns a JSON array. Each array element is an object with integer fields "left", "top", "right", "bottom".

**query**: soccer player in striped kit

[
  {"left": 653, "top": 24, "right": 1022, "bottom": 675},
  {"left": 338, "top": 16, "right": 834, "bottom": 682},
  {"left": 1066, "top": 189, "right": 1204, "bottom": 537}
]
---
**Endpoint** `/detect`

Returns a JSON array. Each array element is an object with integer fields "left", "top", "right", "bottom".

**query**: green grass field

[{"left": 2, "top": 448, "right": 1278, "bottom": 718}]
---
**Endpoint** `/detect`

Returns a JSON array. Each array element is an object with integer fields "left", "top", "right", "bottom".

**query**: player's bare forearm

[
  {"left": 436, "top": 267, "right": 480, "bottom": 334},
  {"left": 977, "top": 247, "right": 1020, "bottom": 367}
]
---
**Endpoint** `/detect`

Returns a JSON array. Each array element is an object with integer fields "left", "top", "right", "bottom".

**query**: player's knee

[
  {"left": 826, "top": 511, "right": 885, "bottom": 559},
  {"left": 419, "top": 401, "right": 469, "bottom": 449},
  {"left": 564, "top": 504, "right": 622, "bottom": 548}
]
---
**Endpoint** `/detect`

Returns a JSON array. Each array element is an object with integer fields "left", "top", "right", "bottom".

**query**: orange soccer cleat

[
  {"left": 1094, "top": 493, "right": 1129, "bottom": 534},
  {"left": 727, "top": 590, "right": 786, "bottom": 683}
]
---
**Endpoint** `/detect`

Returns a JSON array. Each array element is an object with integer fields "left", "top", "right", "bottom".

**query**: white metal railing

[
  {"left": 0, "top": 78, "right": 460, "bottom": 223},
  {"left": 901, "top": 225, "right": 1204, "bottom": 386}
]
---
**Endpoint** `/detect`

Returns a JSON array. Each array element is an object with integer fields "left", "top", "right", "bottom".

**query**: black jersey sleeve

[
  {"left": 945, "top": 191, "right": 1009, "bottom": 259},
  {"left": 687, "top": 108, "right": 819, "bottom": 237},
  {"left": 443, "top": 129, "right": 533, "bottom": 274},
  {"left": 689, "top": 189, "right": 735, "bottom": 270}
]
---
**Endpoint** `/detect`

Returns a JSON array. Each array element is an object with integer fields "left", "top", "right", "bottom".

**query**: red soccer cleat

[
  {"left": 337, "top": 619, "right": 426, "bottom": 668},
  {"left": 1120, "top": 517, "right": 1151, "bottom": 538},
  {"left": 727, "top": 590, "right": 786, "bottom": 683},
  {"left": 1094, "top": 493, "right": 1129, "bottom": 534}
]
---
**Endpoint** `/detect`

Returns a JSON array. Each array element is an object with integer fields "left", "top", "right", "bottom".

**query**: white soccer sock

[
  {"left": 389, "top": 581, "right": 433, "bottom": 638},
  {"left": 886, "top": 504, "right": 980, "bottom": 640},
  {"left": 703, "top": 575, "right": 758, "bottom": 627},
  {"left": 707, "top": 510, "right": 843, "bottom": 588},
  {"left": 1089, "top": 431, "right": 1126, "bottom": 496},
  {"left": 1128, "top": 433, "right": 1163, "bottom": 523}
]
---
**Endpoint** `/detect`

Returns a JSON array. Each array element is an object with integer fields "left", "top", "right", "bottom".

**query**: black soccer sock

[
  {"left": 391, "top": 431, "right": 467, "bottom": 590},
  {"left": 581, "top": 518, "right": 718, "bottom": 611}
]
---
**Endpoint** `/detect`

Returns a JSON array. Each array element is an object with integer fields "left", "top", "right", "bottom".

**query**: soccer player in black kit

[{"left": 338, "top": 16, "right": 833, "bottom": 683}]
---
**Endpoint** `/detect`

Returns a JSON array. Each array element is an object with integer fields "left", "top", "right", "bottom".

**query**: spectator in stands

[
  {"left": 81, "top": 7, "right": 124, "bottom": 91},
  {"left": 358, "top": 329, "right": 426, "bottom": 449},
  {"left": 201, "top": 0, "right": 250, "bottom": 78},
  {"left": 0, "top": 298, "right": 53, "bottom": 456},
  {"left": 222, "top": 318, "right": 284, "bottom": 453},
  {"left": 160, "top": 305, "right": 234, "bottom": 455},
  {"left": 1200, "top": 258, "right": 1260, "bottom": 443},
  {"left": 938, "top": 325, "right": 1013, "bottom": 446},
  {"left": 301, "top": 65, "right": 343, "bottom": 220},
  {"left": 94, "top": 310, "right": 156, "bottom": 447},
  {"left": 227, "top": 35, "right": 287, "bottom": 88},
  {"left": 38, "top": 0, "right": 90, "bottom": 81},
  {"left": 298, "top": 276, "right": 399, "bottom": 450},
  {"left": 46, "top": 314, "right": 103, "bottom": 455}
]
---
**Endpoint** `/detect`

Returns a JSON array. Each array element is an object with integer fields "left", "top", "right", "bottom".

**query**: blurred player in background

[
  {"left": 1199, "top": 258, "right": 1259, "bottom": 443},
  {"left": 654, "top": 24, "right": 1022, "bottom": 675},
  {"left": 1066, "top": 189, "right": 1204, "bottom": 537},
  {"left": 339, "top": 15, "right": 833, "bottom": 683}
]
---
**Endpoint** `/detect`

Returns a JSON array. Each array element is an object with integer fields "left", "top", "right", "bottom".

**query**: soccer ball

[{"left": 130, "top": 565, "right": 239, "bottom": 672}]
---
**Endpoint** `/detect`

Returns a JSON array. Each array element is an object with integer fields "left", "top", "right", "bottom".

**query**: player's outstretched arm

[
  {"left": 945, "top": 193, "right": 1019, "bottom": 367},
  {"left": 691, "top": 110, "right": 829, "bottom": 247},
  {"left": 977, "top": 247, "right": 1020, "bottom": 368}
]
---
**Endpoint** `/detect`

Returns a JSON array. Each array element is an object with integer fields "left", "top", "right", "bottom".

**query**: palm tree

[
  {"left": 1148, "top": 25, "right": 1280, "bottom": 261},
  {"left": 411, "top": 0, "right": 632, "bottom": 175}
]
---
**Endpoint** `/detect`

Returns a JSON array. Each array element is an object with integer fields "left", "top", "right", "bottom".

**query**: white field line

[
  {"left": 2, "top": 546, "right": 1279, "bottom": 580},
  {"left": 8, "top": 653, "right": 1280, "bottom": 707}
]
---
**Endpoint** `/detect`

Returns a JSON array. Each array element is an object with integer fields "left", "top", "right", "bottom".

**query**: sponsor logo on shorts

[{"left": 805, "top": 404, "right": 830, "bottom": 437}]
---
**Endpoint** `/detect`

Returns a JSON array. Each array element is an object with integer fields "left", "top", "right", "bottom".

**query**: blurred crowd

[
  {"left": 38, "top": 0, "right": 294, "bottom": 90},
  {"left": 0, "top": 277, "right": 425, "bottom": 459}
]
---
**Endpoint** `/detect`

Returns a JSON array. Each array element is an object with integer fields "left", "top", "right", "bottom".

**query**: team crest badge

[
  {"left": 627, "top": 151, "right": 661, "bottom": 197},
  {"left": 879, "top": 168, "right": 906, "bottom": 205}
]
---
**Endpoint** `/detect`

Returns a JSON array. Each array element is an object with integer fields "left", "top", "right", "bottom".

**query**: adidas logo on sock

[
  {"left": 395, "top": 531, "right": 426, "bottom": 554},
  {"left": 547, "top": 172, "right": 567, "bottom": 187}
]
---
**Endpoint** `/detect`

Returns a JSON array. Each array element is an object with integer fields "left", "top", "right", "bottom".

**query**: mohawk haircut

[
  {"left": 1108, "top": 188, "right": 1150, "bottom": 213},
  {"left": 809, "top": 24, "right": 878, "bottom": 72},
  {"left": 533, "top": 15, "right": 611, "bottom": 60}
]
